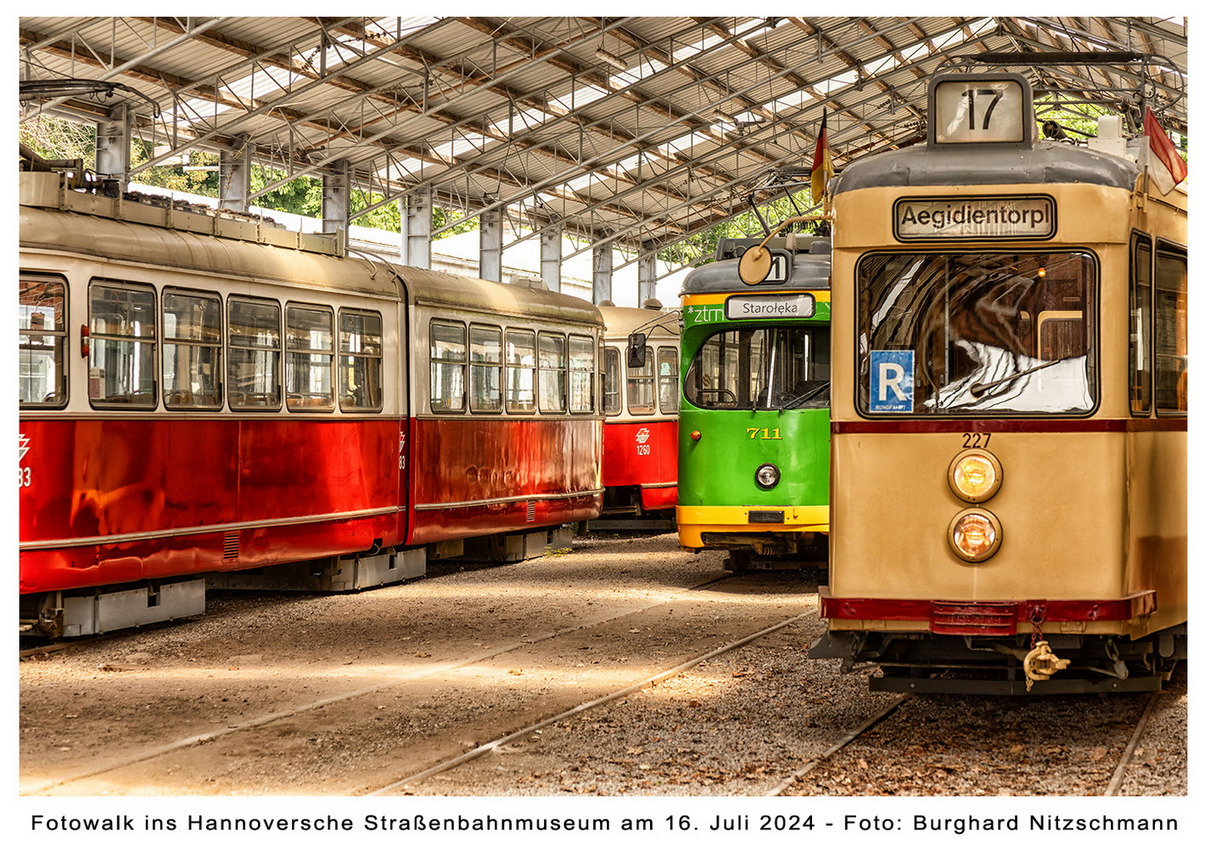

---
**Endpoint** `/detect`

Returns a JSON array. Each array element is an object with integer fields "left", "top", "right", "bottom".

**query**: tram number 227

[{"left": 747, "top": 427, "right": 783, "bottom": 440}]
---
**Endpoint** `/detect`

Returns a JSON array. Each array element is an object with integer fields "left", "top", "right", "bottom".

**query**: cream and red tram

[
  {"left": 18, "top": 168, "right": 603, "bottom": 637},
  {"left": 810, "top": 72, "right": 1186, "bottom": 693},
  {"left": 595, "top": 303, "right": 680, "bottom": 526}
]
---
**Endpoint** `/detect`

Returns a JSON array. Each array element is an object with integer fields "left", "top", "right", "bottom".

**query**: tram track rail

[
  {"left": 21, "top": 570, "right": 791, "bottom": 795},
  {"left": 1104, "top": 690, "right": 1163, "bottom": 796},
  {"left": 764, "top": 696, "right": 906, "bottom": 796},
  {"left": 366, "top": 610, "right": 817, "bottom": 795}
]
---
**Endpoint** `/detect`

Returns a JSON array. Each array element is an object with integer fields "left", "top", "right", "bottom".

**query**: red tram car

[
  {"left": 18, "top": 168, "right": 603, "bottom": 637},
  {"left": 594, "top": 303, "right": 680, "bottom": 528}
]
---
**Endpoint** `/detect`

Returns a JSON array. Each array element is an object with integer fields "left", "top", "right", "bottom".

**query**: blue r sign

[{"left": 870, "top": 351, "right": 914, "bottom": 413}]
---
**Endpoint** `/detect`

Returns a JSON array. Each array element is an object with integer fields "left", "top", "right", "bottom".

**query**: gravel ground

[{"left": 20, "top": 531, "right": 1187, "bottom": 800}]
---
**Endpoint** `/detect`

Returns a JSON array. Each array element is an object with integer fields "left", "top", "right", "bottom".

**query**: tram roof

[
  {"left": 20, "top": 170, "right": 602, "bottom": 322},
  {"left": 681, "top": 238, "right": 832, "bottom": 295},
  {"left": 599, "top": 303, "right": 681, "bottom": 339},
  {"left": 19, "top": 17, "right": 1186, "bottom": 264},
  {"left": 834, "top": 139, "right": 1142, "bottom": 194}
]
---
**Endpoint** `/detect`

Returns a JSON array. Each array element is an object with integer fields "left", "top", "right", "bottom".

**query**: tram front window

[
  {"left": 857, "top": 251, "right": 1096, "bottom": 415},
  {"left": 685, "top": 325, "right": 830, "bottom": 410}
]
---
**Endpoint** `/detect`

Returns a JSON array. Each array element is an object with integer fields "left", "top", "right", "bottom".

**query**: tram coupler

[{"left": 1022, "top": 640, "right": 1071, "bottom": 691}]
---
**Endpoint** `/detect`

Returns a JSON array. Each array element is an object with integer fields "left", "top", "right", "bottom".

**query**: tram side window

[
  {"left": 88, "top": 281, "right": 157, "bottom": 408},
  {"left": 505, "top": 329, "right": 536, "bottom": 413},
  {"left": 228, "top": 297, "right": 282, "bottom": 410},
  {"left": 1130, "top": 238, "right": 1153, "bottom": 415},
  {"left": 1155, "top": 249, "right": 1188, "bottom": 414},
  {"left": 602, "top": 346, "right": 622, "bottom": 416},
  {"left": 627, "top": 346, "right": 656, "bottom": 414},
  {"left": 657, "top": 346, "right": 679, "bottom": 415},
  {"left": 286, "top": 305, "right": 335, "bottom": 410},
  {"left": 469, "top": 324, "right": 503, "bottom": 413},
  {"left": 19, "top": 276, "right": 67, "bottom": 407},
  {"left": 339, "top": 309, "right": 383, "bottom": 411},
  {"left": 163, "top": 289, "right": 222, "bottom": 409},
  {"left": 539, "top": 331, "right": 568, "bottom": 414},
  {"left": 569, "top": 334, "right": 595, "bottom": 414},
  {"left": 430, "top": 319, "right": 467, "bottom": 413}
]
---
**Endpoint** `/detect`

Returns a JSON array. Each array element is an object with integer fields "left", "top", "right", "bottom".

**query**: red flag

[
  {"left": 1143, "top": 107, "right": 1187, "bottom": 195},
  {"left": 811, "top": 111, "right": 833, "bottom": 205}
]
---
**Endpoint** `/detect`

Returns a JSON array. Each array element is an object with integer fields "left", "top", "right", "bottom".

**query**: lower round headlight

[
  {"left": 755, "top": 463, "right": 780, "bottom": 489},
  {"left": 948, "top": 509, "right": 1003, "bottom": 562}
]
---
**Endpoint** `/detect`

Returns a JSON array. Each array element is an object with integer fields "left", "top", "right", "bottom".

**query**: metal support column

[
  {"left": 322, "top": 160, "right": 351, "bottom": 236},
  {"left": 638, "top": 253, "right": 658, "bottom": 305},
  {"left": 540, "top": 226, "right": 562, "bottom": 292},
  {"left": 479, "top": 207, "right": 503, "bottom": 282},
  {"left": 593, "top": 243, "right": 614, "bottom": 304},
  {"left": 219, "top": 134, "right": 252, "bottom": 213},
  {"left": 95, "top": 103, "right": 131, "bottom": 190},
  {"left": 403, "top": 188, "right": 433, "bottom": 269}
]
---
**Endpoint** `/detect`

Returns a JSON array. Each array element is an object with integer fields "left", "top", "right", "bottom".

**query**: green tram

[{"left": 676, "top": 233, "right": 832, "bottom": 570}]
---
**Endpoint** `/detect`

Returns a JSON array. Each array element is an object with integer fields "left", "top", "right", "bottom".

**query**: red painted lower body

[
  {"left": 406, "top": 416, "right": 602, "bottom": 545},
  {"left": 20, "top": 414, "right": 604, "bottom": 595},
  {"left": 819, "top": 588, "right": 1159, "bottom": 635},
  {"left": 602, "top": 418, "right": 677, "bottom": 514},
  {"left": 20, "top": 417, "right": 403, "bottom": 594}
]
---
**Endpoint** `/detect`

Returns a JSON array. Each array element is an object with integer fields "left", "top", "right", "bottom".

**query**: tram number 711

[{"left": 747, "top": 427, "right": 783, "bottom": 440}]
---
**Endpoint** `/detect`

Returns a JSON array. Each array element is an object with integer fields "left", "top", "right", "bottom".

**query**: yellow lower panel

[{"left": 677, "top": 504, "right": 829, "bottom": 548}]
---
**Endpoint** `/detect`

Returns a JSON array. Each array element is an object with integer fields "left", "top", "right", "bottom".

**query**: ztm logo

[
  {"left": 18, "top": 433, "right": 30, "bottom": 462},
  {"left": 635, "top": 428, "right": 651, "bottom": 445}
]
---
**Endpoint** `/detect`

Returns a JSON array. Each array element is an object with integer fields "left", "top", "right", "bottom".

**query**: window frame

[
  {"left": 505, "top": 327, "right": 538, "bottom": 415},
  {"left": 657, "top": 344, "right": 680, "bottom": 416},
  {"left": 626, "top": 345, "right": 656, "bottom": 415},
  {"left": 87, "top": 278, "right": 158, "bottom": 410},
  {"left": 162, "top": 287, "right": 224, "bottom": 411},
  {"left": 1154, "top": 242, "right": 1187, "bottom": 417},
  {"left": 227, "top": 295, "right": 283, "bottom": 412},
  {"left": 538, "top": 331, "right": 568, "bottom": 414},
  {"left": 601, "top": 346, "right": 622, "bottom": 417},
  {"left": 1129, "top": 233, "right": 1153, "bottom": 417},
  {"left": 684, "top": 325, "right": 830, "bottom": 411},
  {"left": 429, "top": 318, "right": 468, "bottom": 414},
  {"left": 19, "top": 273, "right": 69, "bottom": 410},
  {"left": 468, "top": 322, "right": 504, "bottom": 414},
  {"left": 854, "top": 249, "right": 1100, "bottom": 418},
  {"left": 568, "top": 333, "right": 596, "bottom": 415},
  {"left": 285, "top": 302, "right": 336, "bottom": 412},
  {"left": 338, "top": 307, "right": 384, "bottom": 412}
]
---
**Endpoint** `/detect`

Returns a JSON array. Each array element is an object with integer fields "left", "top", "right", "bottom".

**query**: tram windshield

[
  {"left": 685, "top": 325, "right": 830, "bottom": 410},
  {"left": 857, "top": 251, "right": 1095, "bottom": 415}
]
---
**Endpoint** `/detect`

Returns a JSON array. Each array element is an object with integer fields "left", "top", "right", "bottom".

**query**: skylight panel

[
  {"left": 490, "top": 106, "right": 557, "bottom": 135},
  {"left": 671, "top": 32, "right": 724, "bottom": 63},
  {"left": 430, "top": 133, "right": 491, "bottom": 161},
  {"left": 550, "top": 84, "right": 609, "bottom": 114}
]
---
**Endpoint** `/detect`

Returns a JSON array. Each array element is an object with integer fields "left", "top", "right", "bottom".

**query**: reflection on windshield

[
  {"left": 858, "top": 252, "right": 1096, "bottom": 415},
  {"left": 685, "top": 325, "right": 830, "bottom": 410}
]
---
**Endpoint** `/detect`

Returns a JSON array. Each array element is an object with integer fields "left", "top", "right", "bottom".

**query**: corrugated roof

[{"left": 19, "top": 16, "right": 1187, "bottom": 263}]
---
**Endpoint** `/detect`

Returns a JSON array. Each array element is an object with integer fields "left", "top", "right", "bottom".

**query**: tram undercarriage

[
  {"left": 700, "top": 530, "right": 827, "bottom": 573},
  {"left": 809, "top": 626, "right": 1186, "bottom": 695}
]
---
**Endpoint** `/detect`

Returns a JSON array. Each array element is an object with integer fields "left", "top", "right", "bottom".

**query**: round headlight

[
  {"left": 755, "top": 463, "right": 780, "bottom": 489},
  {"left": 948, "top": 449, "right": 1003, "bottom": 503},
  {"left": 948, "top": 509, "right": 1003, "bottom": 562}
]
